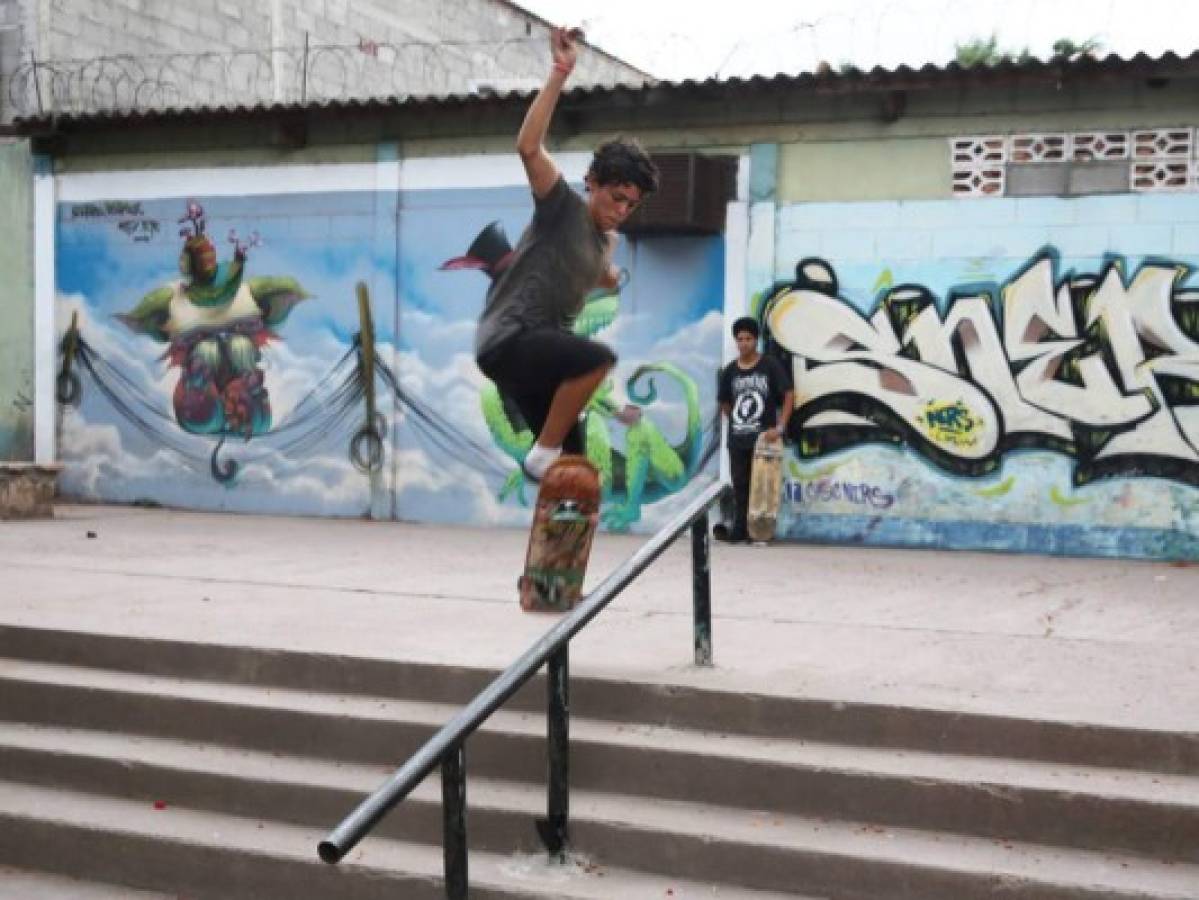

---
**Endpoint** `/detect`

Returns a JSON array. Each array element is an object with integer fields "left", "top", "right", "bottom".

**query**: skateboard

[
  {"left": 519, "top": 455, "right": 601, "bottom": 612},
  {"left": 747, "top": 432, "right": 783, "bottom": 543}
]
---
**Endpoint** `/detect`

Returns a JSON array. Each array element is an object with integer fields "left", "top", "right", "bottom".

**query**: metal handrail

[{"left": 319, "top": 478, "right": 728, "bottom": 894}]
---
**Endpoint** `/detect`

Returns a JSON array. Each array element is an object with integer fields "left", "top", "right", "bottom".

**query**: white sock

[{"left": 524, "top": 443, "right": 562, "bottom": 479}]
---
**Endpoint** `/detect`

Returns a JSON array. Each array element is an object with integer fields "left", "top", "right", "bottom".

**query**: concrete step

[
  {"left": 2, "top": 722, "right": 1198, "bottom": 899},
  {"left": 3, "top": 624, "right": 1197, "bottom": 773},
  {"left": 0, "top": 865, "right": 171, "bottom": 898},
  {"left": 0, "top": 781, "right": 802, "bottom": 900},
  {"left": 1, "top": 766, "right": 1197, "bottom": 900},
  {"left": 1, "top": 660, "right": 1197, "bottom": 867}
]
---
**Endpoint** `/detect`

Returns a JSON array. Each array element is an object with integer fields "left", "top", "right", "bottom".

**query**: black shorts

[{"left": 478, "top": 329, "right": 617, "bottom": 454}]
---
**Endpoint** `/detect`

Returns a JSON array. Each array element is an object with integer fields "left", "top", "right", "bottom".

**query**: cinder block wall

[
  {"left": 0, "top": 0, "right": 27, "bottom": 120},
  {"left": 3, "top": 0, "right": 645, "bottom": 119}
]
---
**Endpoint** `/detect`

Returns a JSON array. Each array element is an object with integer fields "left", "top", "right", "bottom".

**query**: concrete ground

[{"left": 1, "top": 503, "right": 1196, "bottom": 733}]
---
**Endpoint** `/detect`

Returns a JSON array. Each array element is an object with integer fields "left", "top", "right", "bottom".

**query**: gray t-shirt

[{"left": 474, "top": 177, "right": 608, "bottom": 360}]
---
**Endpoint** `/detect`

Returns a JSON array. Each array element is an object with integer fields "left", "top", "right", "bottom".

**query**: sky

[{"left": 515, "top": 0, "right": 1199, "bottom": 81}]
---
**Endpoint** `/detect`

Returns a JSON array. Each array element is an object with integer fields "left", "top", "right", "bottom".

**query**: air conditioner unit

[{"left": 619, "top": 153, "right": 738, "bottom": 236}]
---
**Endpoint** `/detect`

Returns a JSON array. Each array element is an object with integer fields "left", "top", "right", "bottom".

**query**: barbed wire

[
  {"left": 547, "top": 0, "right": 1196, "bottom": 81},
  {"left": 5, "top": 0, "right": 1196, "bottom": 119},
  {"left": 3, "top": 35, "right": 599, "bottom": 118}
]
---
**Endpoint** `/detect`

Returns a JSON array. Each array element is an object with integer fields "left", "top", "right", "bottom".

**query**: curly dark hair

[
  {"left": 731, "top": 317, "right": 760, "bottom": 339},
  {"left": 587, "top": 137, "right": 659, "bottom": 195}
]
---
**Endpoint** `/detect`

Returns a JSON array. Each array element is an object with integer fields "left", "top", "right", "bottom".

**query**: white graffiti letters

[
  {"left": 768, "top": 287, "right": 999, "bottom": 460},
  {"left": 1085, "top": 264, "right": 1199, "bottom": 461},
  {"left": 766, "top": 253, "right": 1199, "bottom": 481},
  {"left": 1004, "top": 259, "right": 1151, "bottom": 427}
]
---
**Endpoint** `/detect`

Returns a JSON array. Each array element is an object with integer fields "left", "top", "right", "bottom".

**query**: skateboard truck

[{"left": 550, "top": 499, "right": 583, "bottom": 520}]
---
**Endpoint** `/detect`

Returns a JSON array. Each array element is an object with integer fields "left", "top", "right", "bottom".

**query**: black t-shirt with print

[{"left": 718, "top": 354, "right": 792, "bottom": 450}]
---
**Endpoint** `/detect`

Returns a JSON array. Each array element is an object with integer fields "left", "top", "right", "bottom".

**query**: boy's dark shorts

[{"left": 478, "top": 328, "right": 617, "bottom": 454}]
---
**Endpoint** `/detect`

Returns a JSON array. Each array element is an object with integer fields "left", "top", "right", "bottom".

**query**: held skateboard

[
  {"left": 519, "top": 455, "right": 601, "bottom": 612},
  {"left": 747, "top": 432, "right": 783, "bottom": 543}
]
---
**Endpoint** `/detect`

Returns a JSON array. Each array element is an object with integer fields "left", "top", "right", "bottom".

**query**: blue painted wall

[
  {"left": 53, "top": 173, "right": 724, "bottom": 532},
  {"left": 766, "top": 193, "right": 1199, "bottom": 559},
  {"left": 395, "top": 183, "right": 723, "bottom": 531},
  {"left": 56, "top": 190, "right": 392, "bottom": 515}
]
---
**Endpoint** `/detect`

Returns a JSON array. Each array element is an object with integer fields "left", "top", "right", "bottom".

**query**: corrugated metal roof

[{"left": 11, "top": 50, "right": 1199, "bottom": 133}]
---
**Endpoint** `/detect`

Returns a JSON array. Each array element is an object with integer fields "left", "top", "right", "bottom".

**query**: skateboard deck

[
  {"left": 519, "top": 455, "right": 601, "bottom": 612},
  {"left": 747, "top": 432, "right": 783, "bottom": 543}
]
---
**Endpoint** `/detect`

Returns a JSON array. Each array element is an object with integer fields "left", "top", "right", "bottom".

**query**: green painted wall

[
  {"left": 0, "top": 140, "right": 35, "bottom": 461},
  {"left": 779, "top": 138, "right": 949, "bottom": 202},
  {"left": 774, "top": 82, "right": 1199, "bottom": 203}
]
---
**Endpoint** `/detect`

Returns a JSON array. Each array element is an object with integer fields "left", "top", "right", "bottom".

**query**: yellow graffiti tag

[
  {"left": 873, "top": 268, "right": 894, "bottom": 295},
  {"left": 789, "top": 460, "right": 845, "bottom": 480},
  {"left": 976, "top": 476, "right": 1016, "bottom": 498},
  {"left": 1049, "top": 485, "right": 1091, "bottom": 507},
  {"left": 916, "top": 400, "right": 983, "bottom": 449}
]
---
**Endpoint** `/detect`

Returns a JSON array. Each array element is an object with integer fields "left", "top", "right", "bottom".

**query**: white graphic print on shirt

[{"left": 731, "top": 372, "right": 770, "bottom": 437}]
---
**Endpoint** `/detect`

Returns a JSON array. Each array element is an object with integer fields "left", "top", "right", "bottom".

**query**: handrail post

[
  {"left": 318, "top": 481, "right": 728, "bottom": 870},
  {"left": 691, "top": 511, "right": 713, "bottom": 666},
  {"left": 441, "top": 744, "right": 467, "bottom": 899},
  {"left": 539, "top": 645, "right": 570, "bottom": 857}
]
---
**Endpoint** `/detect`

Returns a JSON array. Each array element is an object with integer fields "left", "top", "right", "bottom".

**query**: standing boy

[
  {"left": 474, "top": 25, "right": 659, "bottom": 480},
  {"left": 717, "top": 317, "right": 794, "bottom": 543}
]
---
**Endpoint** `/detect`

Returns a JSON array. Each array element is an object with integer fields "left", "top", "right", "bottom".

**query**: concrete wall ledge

[{"left": 0, "top": 464, "right": 63, "bottom": 519}]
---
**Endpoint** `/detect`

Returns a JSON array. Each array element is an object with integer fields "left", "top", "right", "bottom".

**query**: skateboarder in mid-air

[
  {"left": 474, "top": 24, "right": 660, "bottom": 481},
  {"left": 716, "top": 317, "right": 794, "bottom": 543}
]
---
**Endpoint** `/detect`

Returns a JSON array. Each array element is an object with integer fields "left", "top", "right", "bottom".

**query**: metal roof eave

[{"left": 10, "top": 50, "right": 1199, "bottom": 137}]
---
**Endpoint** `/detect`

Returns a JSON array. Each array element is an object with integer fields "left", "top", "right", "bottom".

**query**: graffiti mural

[
  {"left": 52, "top": 165, "right": 723, "bottom": 532},
  {"left": 764, "top": 250, "right": 1199, "bottom": 487},
  {"left": 54, "top": 185, "right": 400, "bottom": 516},
  {"left": 440, "top": 220, "right": 714, "bottom": 531}
]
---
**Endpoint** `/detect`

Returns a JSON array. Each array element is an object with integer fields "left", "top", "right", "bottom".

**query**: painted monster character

[{"left": 117, "top": 200, "right": 307, "bottom": 477}]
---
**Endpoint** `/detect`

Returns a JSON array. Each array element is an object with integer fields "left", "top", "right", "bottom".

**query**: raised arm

[{"left": 516, "top": 26, "right": 580, "bottom": 199}]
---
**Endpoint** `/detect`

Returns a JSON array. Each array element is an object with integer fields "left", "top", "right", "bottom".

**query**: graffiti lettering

[
  {"left": 918, "top": 400, "right": 983, "bottom": 448},
  {"left": 766, "top": 252, "right": 1199, "bottom": 485},
  {"left": 118, "top": 218, "right": 161, "bottom": 242},
  {"left": 785, "top": 478, "right": 896, "bottom": 509},
  {"left": 70, "top": 201, "right": 145, "bottom": 219}
]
